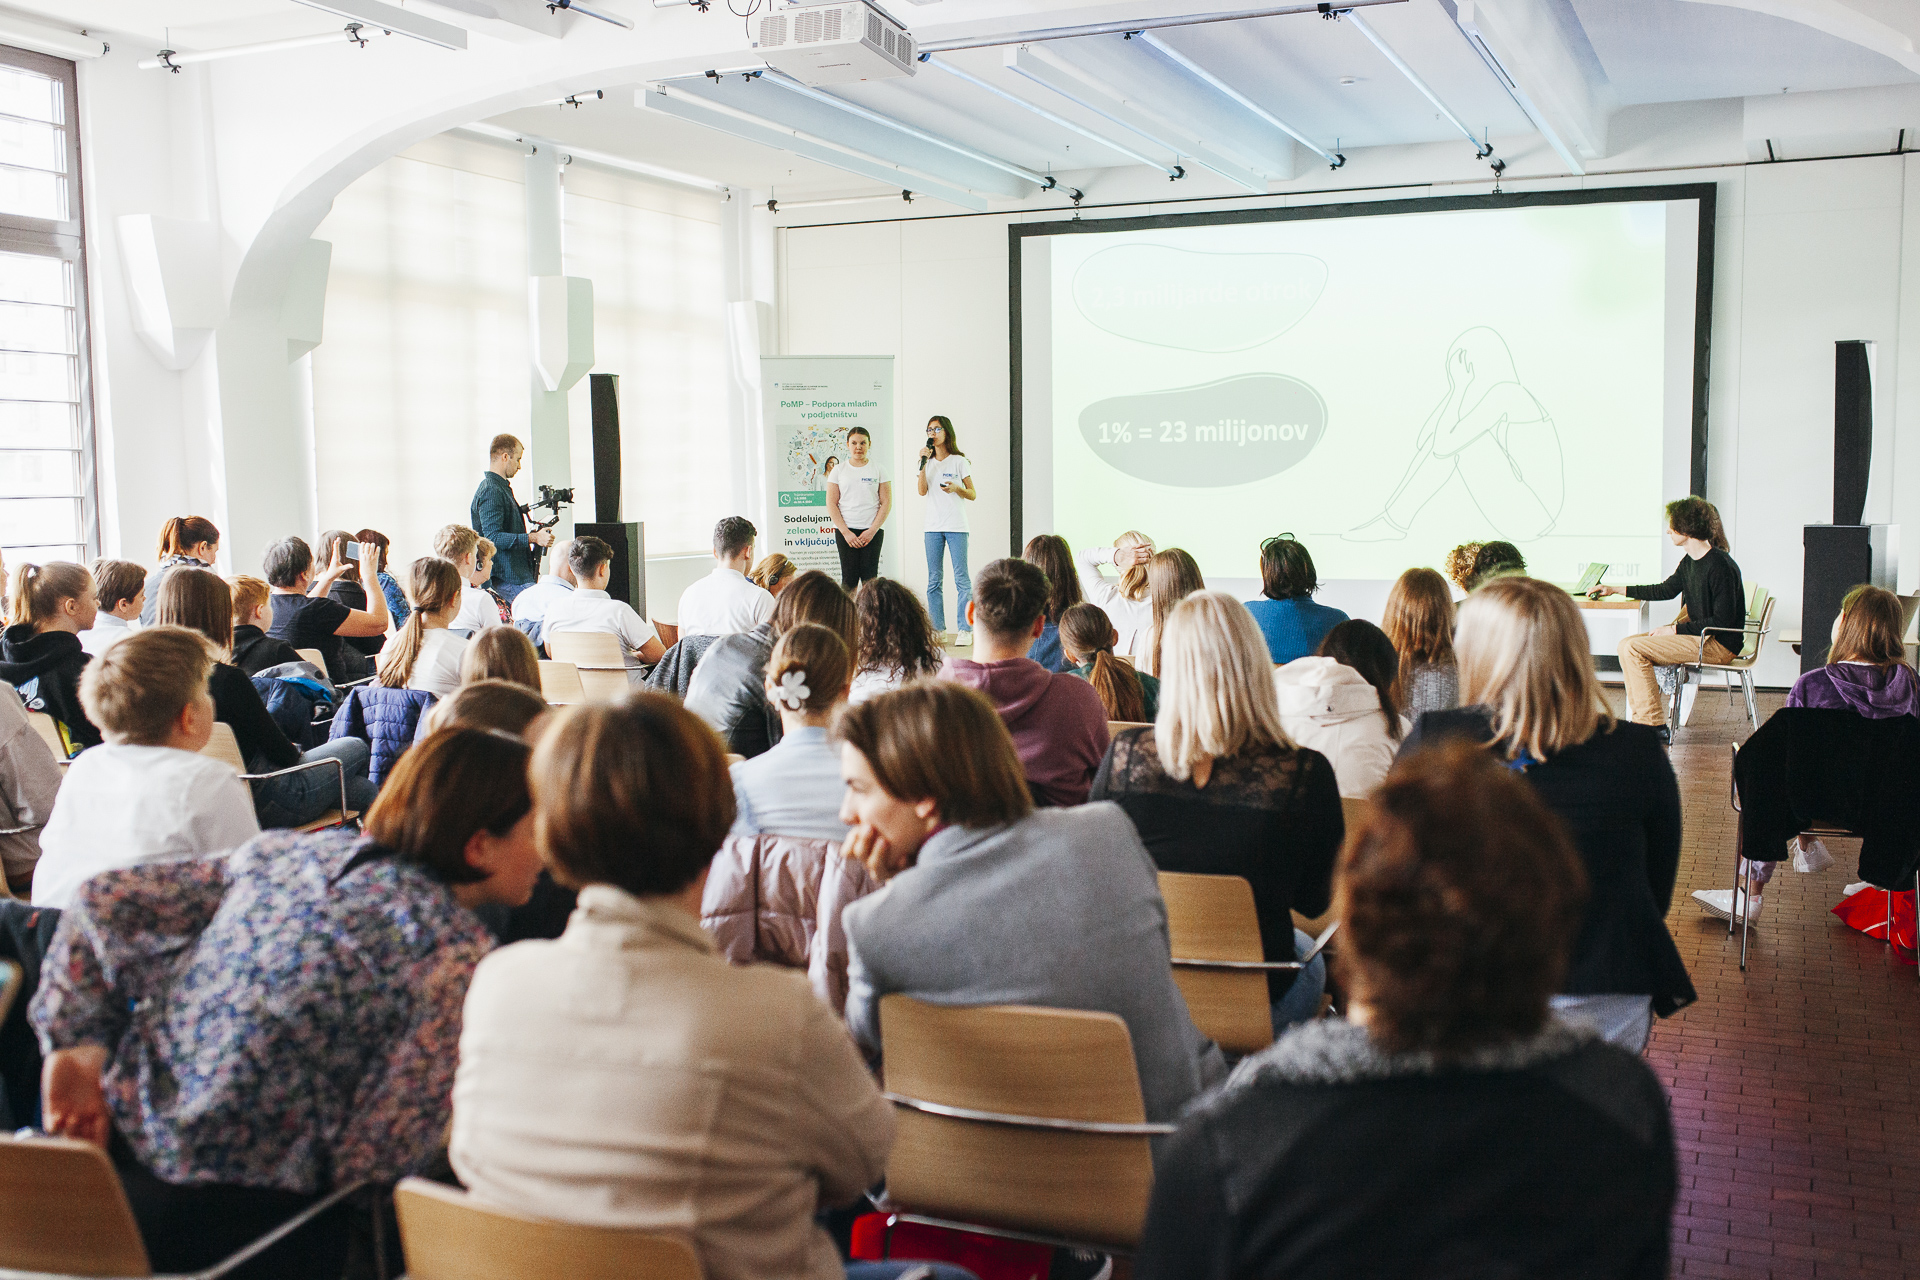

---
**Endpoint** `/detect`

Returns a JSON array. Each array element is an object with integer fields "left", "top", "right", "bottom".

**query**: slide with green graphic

[{"left": 1028, "top": 196, "right": 1703, "bottom": 585}]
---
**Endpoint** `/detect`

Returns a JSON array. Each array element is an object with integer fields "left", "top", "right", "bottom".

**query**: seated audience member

[
  {"left": 158, "top": 569, "right": 377, "bottom": 830},
  {"left": 688, "top": 571, "right": 855, "bottom": 759},
  {"left": 459, "top": 624, "right": 541, "bottom": 691},
  {"left": 1079, "top": 530, "right": 1155, "bottom": 666},
  {"left": 356, "top": 528, "right": 408, "bottom": 627},
  {"left": 0, "top": 679, "right": 63, "bottom": 895},
  {"left": 1060, "top": 600, "right": 1158, "bottom": 723},
  {"left": 376, "top": 557, "right": 467, "bottom": 698},
  {"left": 31, "top": 627, "right": 258, "bottom": 908},
  {"left": 318, "top": 529, "right": 384, "bottom": 663},
  {"left": 78, "top": 559, "right": 145, "bottom": 657},
  {"left": 419, "top": 678, "right": 547, "bottom": 740},
  {"left": 33, "top": 729, "right": 542, "bottom": 1279},
  {"left": 1275, "top": 620, "right": 1407, "bottom": 799},
  {"left": 1704, "top": 584, "right": 1919, "bottom": 909},
  {"left": 849, "top": 577, "right": 942, "bottom": 703},
  {"left": 470, "top": 537, "right": 514, "bottom": 626},
  {"left": 1591, "top": 497, "right": 1745, "bottom": 737},
  {"left": 541, "top": 536, "right": 666, "bottom": 671},
  {"left": 678, "top": 516, "right": 775, "bottom": 637},
  {"left": 1094, "top": 592, "right": 1342, "bottom": 1029},
  {"left": 506, "top": 536, "right": 573, "bottom": 646},
  {"left": 139, "top": 516, "right": 220, "bottom": 626},
  {"left": 430, "top": 524, "right": 504, "bottom": 635},
  {"left": 750, "top": 552, "right": 798, "bottom": 597},
  {"left": 1466, "top": 540, "right": 1527, "bottom": 591},
  {"left": 838, "top": 682, "right": 1223, "bottom": 1127},
  {"left": 264, "top": 535, "right": 390, "bottom": 683},
  {"left": 453, "top": 696, "right": 960, "bottom": 1280},
  {"left": 1146, "top": 548, "right": 1206, "bottom": 677},
  {"left": 1022, "top": 534, "right": 1084, "bottom": 673},
  {"left": 227, "top": 576, "right": 303, "bottom": 676},
  {"left": 1135, "top": 742, "right": 1676, "bottom": 1280},
  {"left": 730, "top": 623, "right": 852, "bottom": 840},
  {"left": 1442, "top": 541, "right": 1483, "bottom": 596},
  {"left": 1383, "top": 567, "right": 1460, "bottom": 716},
  {"left": 1244, "top": 534, "right": 1349, "bottom": 666},
  {"left": 942, "top": 558, "right": 1109, "bottom": 807},
  {"left": 0, "top": 562, "right": 103, "bottom": 751},
  {"left": 1402, "top": 575, "right": 1693, "bottom": 1050}
]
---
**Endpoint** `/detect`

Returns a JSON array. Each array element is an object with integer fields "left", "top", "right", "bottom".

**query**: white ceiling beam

[
  {"left": 1678, "top": 0, "right": 1920, "bottom": 75},
  {"left": 288, "top": 0, "right": 469, "bottom": 50},
  {"left": 1130, "top": 31, "right": 1338, "bottom": 169},
  {"left": 406, "top": 0, "right": 569, "bottom": 41},
  {"left": 923, "top": 55, "right": 1183, "bottom": 179},
  {"left": 1004, "top": 44, "right": 1266, "bottom": 191},
  {"left": 1454, "top": 0, "right": 1616, "bottom": 174}
]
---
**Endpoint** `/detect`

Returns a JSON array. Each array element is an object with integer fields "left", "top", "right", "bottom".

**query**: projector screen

[{"left": 1014, "top": 186, "right": 1715, "bottom": 590}]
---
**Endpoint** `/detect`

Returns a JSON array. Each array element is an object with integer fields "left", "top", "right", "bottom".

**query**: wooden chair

[
  {"left": 1158, "top": 871, "right": 1339, "bottom": 1056},
  {"left": 545, "top": 631, "right": 631, "bottom": 702},
  {"left": 1671, "top": 587, "right": 1774, "bottom": 730},
  {"left": 1107, "top": 720, "right": 1150, "bottom": 737},
  {"left": 25, "top": 711, "right": 71, "bottom": 767},
  {"left": 201, "top": 722, "right": 357, "bottom": 833},
  {"left": 294, "top": 648, "right": 327, "bottom": 672},
  {"left": 0, "top": 1133, "right": 361, "bottom": 1278},
  {"left": 537, "top": 660, "right": 586, "bottom": 706},
  {"left": 393, "top": 1178, "right": 703, "bottom": 1280},
  {"left": 876, "top": 995, "right": 1173, "bottom": 1254}
]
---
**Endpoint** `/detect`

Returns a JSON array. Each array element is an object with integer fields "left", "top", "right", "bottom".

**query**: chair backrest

[
  {"left": 200, "top": 721, "right": 247, "bottom": 773},
  {"left": 538, "top": 660, "right": 586, "bottom": 705},
  {"left": 25, "top": 710, "right": 69, "bottom": 763},
  {"left": 878, "top": 995, "right": 1160, "bottom": 1251},
  {"left": 1339, "top": 795, "right": 1372, "bottom": 837},
  {"left": 295, "top": 647, "right": 327, "bottom": 672},
  {"left": 1107, "top": 720, "right": 1150, "bottom": 736},
  {"left": 393, "top": 1179, "right": 702, "bottom": 1280},
  {"left": 546, "top": 630, "right": 626, "bottom": 669},
  {"left": 0, "top": 1134, "right": 151, "bottom": 1276},
  {"left": 1901, "top": 593, "right": 1920, "bottom": 643},
  {"left": 1156, "top": 871, "right": 1273, "bottom": 1056},
  {"left": 1741, "top": 587, "right": 1773, "bottom": 659}
]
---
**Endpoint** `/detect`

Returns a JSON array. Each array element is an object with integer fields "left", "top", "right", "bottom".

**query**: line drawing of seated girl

[{"left": 1345, "top": 327, "right": 1563, "bottom": 544}]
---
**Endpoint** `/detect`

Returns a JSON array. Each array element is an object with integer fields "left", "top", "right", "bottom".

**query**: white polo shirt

[
  {"left": 677, "top": 564, "right": 775, "bottom": 638},
  {"left": 544, "top": 588, "right": 659, "bottom": 668},
  {"left": 510, "top": 575, "right": 573, "bottom": 624},
  {"left": 451, "top": 584, "right": 503, "bottom": 635}
]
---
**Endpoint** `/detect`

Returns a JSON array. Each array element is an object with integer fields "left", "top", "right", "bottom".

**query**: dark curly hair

[
  {"left": 854, "top": 577, "right": 942, "bottom": 681},
  {"left": 1664, "top": 496, "right": 1717, "bottom": 544}
]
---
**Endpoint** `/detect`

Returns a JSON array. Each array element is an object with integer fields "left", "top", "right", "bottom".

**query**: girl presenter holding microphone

[{"left": 918, "top": 415, "right": 976, "bottom": 643}]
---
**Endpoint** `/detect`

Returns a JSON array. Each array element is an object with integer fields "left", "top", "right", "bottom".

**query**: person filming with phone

[{"left": 917, "top": 415, "right": 976, "bottom": 645}]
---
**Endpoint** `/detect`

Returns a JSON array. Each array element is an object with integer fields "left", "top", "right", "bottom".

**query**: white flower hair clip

[{"left": 776, "top": 669, "right": 811, "bottom": 711}]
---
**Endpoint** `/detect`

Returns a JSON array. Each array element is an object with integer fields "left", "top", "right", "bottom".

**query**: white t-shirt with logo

[
  {"left": 923, "top": 454, "right": 972, "bottom": 533},
  {"left": 833, "top": 459, "right": 888, "bottom": 529}
]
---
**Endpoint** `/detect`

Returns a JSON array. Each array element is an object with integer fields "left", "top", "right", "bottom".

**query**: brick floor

[{"left": 1650, "top": 686, "right": 1920, "bottom": 1278}]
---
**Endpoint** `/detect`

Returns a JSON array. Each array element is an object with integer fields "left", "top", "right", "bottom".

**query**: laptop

[{"left": 1573, "top": 562, "right": 1609, "bottom": 594}]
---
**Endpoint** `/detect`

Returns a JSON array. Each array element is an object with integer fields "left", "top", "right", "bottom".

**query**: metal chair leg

[
  {"left": 1728, "top": 838, "right": 1740, "bottom": 940},
  {"left": 1739, "top": 856, "right": 1751, "bottom": 971},
  {"left": 1741, "top": 671, "right": 1759, "bottom": 730},
  {"left": 1671, "top": 668, "right": 1684, "bottom": 732}
]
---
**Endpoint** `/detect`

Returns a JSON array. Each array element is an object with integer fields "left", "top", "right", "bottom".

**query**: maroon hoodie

[{"left": 943, "top": 655, "right": 1111, "bottom": 807}]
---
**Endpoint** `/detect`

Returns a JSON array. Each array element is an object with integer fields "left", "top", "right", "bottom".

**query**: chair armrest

[
  {"left": 1729, "top": 742, "right": 1740, "bottom": 813},
  {"left": 198, "top": 1181, "right": 367, "bottom": 1279},
  {"left": 240, "top": 757, "right": 349, "bottom": 822},
  {"left": 1171, "top": 957, "right": 1304, "bottom": 971}
]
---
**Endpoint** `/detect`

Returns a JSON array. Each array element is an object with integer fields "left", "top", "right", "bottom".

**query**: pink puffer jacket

[{"left": 700, "top": 832, "right": 882, "bottom": 1015}]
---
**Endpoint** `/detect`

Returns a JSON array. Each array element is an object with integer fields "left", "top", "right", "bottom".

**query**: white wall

[{"left": 779, "top": 96, "right": 1920, "bottom": 690}]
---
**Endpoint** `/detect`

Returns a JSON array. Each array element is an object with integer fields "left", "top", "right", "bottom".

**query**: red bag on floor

[
  {"left": 850, "top": 1212, "right": 1051, "bottom": 1280},
  {"left": 1831, "top": 887, "right": 1917, "bottom": 961}
]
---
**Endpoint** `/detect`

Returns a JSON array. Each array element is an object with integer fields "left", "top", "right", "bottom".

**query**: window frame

[{"left": 0, "top": 42, "right": 97, "bottom": 567}]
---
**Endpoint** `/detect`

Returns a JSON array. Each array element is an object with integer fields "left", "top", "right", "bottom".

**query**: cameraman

[{"left": 470, "top": 433, "right": 553, "bottom": 604}]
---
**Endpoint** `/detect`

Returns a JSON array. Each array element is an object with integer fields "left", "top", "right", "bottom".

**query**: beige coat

[{"left": 450, "top": 886, "right": 894, "bottom": 1280}]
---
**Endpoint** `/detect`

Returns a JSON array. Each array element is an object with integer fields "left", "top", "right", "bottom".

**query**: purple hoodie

[
  {"left": 942, "top": 656, "right": 1111, "bottom": 807},
  {"left": 1786, "top": 662, "right": 1920, "bottom": 719}
]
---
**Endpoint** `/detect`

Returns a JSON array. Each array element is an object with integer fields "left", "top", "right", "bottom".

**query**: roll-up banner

[{"left": 763, "top": 355, "right": 895, "bottom": 579}]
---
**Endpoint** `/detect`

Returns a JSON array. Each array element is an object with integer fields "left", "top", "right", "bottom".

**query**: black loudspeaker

[
  {"left": 589, "top": 373, "right": 622, "bottom": 523},
  {"left": 1834, "top": 341, "right": 1872, "bottom": 526},
  {"left": 577, "top": 521, "right": 645, "bottom": 616},
  {"left": 1801, "top": 524, "right": 1894, "bottom": 673}
]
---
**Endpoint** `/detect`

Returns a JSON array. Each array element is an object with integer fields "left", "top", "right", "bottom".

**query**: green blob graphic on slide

[
  {"left": 1078, "top": 374, "right": 1327, "bottom": 487},
  {"left": 1072, "top": 245, "right": 1328, "bottom": 352}
]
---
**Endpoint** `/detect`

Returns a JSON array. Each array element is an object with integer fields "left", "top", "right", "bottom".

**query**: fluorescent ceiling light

[
  {"left": 139, "top": 25, "right": 394, "bottom": 71},
  {"left": 457, "top": 121, "right": 729, "bottom": 192},
  {"left": 0, "top": 15, "right": 108, "bottom": 59},
  {"left": 290, "top": 0, "right": 469, "bottom": 49},
  {"left": 1131, "top": 31, "right": 1343, "bottom": 169},
  {"left": 923, "top": 55, "right": 1180, "bottom": 179},
  {"left": 1338, "top": 9, "right": 1497, "bottom": 167}
]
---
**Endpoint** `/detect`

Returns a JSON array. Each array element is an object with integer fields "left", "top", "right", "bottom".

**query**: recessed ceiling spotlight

[{"left": 1339, "top": 75, "right": 1360, "bottom": 86}]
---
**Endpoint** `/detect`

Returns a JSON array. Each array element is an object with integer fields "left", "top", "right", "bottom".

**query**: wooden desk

[{"left": 1558, "top": 589, "right": 1649, "bottom": 676}]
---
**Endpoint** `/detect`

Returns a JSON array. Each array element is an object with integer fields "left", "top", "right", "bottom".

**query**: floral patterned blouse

[{"left": 30, "top": 828, "right": 493, "bottom": 1193}]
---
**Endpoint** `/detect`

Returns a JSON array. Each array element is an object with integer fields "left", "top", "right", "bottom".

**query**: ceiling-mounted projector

[{"left": 755, "top": 1, "right": 916, "bottom": 84}]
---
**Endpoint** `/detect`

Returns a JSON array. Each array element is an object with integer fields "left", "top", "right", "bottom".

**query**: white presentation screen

[{"left": 1016, "top": 188, "right": 1712, "bottom": 588}]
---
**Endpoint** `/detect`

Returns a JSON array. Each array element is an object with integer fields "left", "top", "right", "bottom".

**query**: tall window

[{"left": 0, "top": 46, "right": 93, "bottom": 571}]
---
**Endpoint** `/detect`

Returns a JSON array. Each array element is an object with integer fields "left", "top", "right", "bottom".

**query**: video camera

[{"left": 521, "top": 485, "right": 575, "bottom": 574}]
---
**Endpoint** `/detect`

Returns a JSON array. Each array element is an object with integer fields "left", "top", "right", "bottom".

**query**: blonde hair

[
  {"left": 750, "top": 553, "right": 797, "bottom": 594},
  {"left": 1146, "top": 548, "right": 1205, "bottom": 678},
  {"left": 475, "top": 537, "right": 496, "bottom": 565},
  {"left": 765, "top": 622, "right": 851, "bottom": 716},
  {"left": 460, "top": 625, "right": 541, "bottom": 689},
  {"left": 1156, "top": 591, "right": 1292, "bottom": 781},
  {"left": 432, "top": 524, "right": 480, "bottom": 565},
  {"left": 420, "top": 678, "right": 547, "bottom": 739},
  {"left": 10, "top": 562, "right": 92, "bottom": 631},
  {"left": 79, "top": 625, "right": 215, "bottom": 746},
  {"left": 1114, "top": 530, "right": 1152, "bottom": 602},
  {"left": 377, "top": 557, "right": 464, "bottom": 688},
  {"left": 229, "top": 575, "right": 271, "bottom": 626},
  {"left": 1455, "top": 576, "right": 1613, "bottom": 761}
]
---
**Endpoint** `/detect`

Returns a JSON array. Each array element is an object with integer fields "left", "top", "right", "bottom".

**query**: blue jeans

[
  {"left": 847, "top": 1265, "right": 979, "bottom": 1280},
  {"left": 251, "top": 738, "right": 378, "bottom": 829},
  {"left": 497, "top": 580, "right": 533, "bottom": 604},
  {"left": 924, "top": 532, "right": 971, "bottom": 633},
  {"left": 1269, "top": 927, "right": 1327, "bottom": 1033}
]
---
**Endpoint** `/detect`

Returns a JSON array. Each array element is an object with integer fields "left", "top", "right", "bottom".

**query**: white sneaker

[
  {"left": 1692, "top": 887, "right": 1764, "bottom": 924},
  {"left": 1791, "top": 837, "right": 1834, "bottom": 873},
  {"left": 952, "top": 632, "right": 972, "bottom": 646}
]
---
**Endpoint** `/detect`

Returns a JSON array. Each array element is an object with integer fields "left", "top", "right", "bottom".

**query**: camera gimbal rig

[{"left": 520, "top": 484, "right": 574, "bottom": 576}]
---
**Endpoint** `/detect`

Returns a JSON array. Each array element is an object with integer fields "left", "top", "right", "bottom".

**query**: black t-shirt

[{"left": 268, "top": 594, "right": 353, "bottom": 682}]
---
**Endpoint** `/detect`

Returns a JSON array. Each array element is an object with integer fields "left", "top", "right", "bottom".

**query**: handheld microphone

[{"left": 919, "top": 432, "right": 934, "bottom": 472}]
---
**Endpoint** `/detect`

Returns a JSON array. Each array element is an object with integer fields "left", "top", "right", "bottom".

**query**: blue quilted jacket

[{"left": 328, "top": 685, "right": 437, "bottom": 784}]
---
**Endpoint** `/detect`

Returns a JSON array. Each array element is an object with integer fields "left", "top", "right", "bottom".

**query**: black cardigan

[
  {"left": 1136, "top": 1020, "right": 1676, "bottom": 1280},
  {"left": 1734, "top": 707, "right": 1920, "bottom": 888},
  {"left": 1625, "top": 548, "right": 1744, "bottom": 639},
  {"left": 208, "top": 662, "right": 300, "bottom": 771},
  {"left": 1402, "top": 708, "right": 1695, "bottom": 1015}
]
